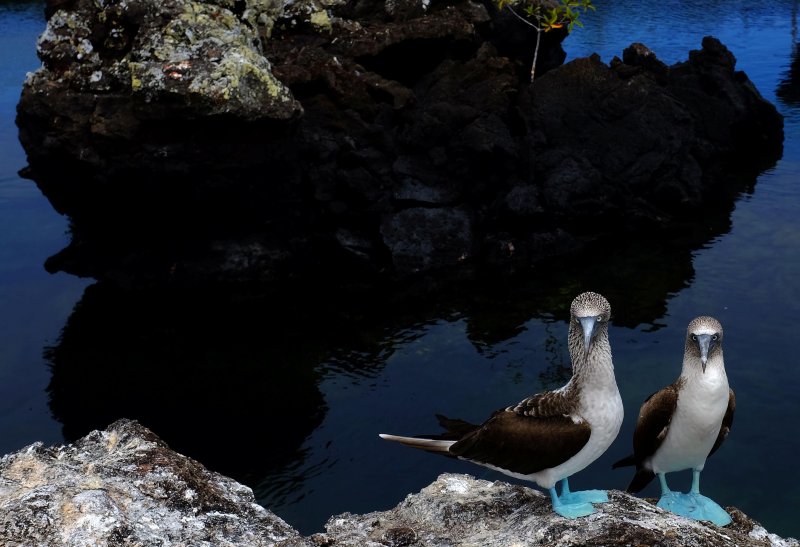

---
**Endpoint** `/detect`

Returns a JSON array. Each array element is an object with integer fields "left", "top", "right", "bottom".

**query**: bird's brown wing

[
  {"left": 448, "top": 391, "right": 591, "bottom": 475},
  {"left": 612, "top": 384, "right": 680, "bottom": 493},
  {"left": 708, "top": 389, "right": 735, "bottom": 458},
  {"left": 508, "top": 390, "right": 579, "bottom": 417},
  {"left": 631, "top": 384, "right": 680, "bottom": 463}
]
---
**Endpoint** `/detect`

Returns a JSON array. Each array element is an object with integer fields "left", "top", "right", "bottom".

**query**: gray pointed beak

[
  {"left": 695, "top": 334, "right": 712, "bottom": 372},
  {"left": 579, "top": 316, "right": 599, "bottom": 355}
]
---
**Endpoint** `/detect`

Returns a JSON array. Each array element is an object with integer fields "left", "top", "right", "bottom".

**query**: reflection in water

[
  {"left": 776, "top": 0, "right": 799, "bottom": 107},
  {"left": 777, "top": 42, "right": 800, "bottom": 107},
  {"left": 538, "top": 326, "right": 571, "bottom": 390},
  {"left": 45, "top": 283, "right": 329, "bottom": 483},
  {"left": 42, "top": 202, "right": 743, "bottom": 533}
]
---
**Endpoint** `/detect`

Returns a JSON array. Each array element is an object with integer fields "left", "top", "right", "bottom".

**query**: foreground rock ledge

[
  {"left": 0, "top": 419, "right": 305, "bottom": 546},
  {"left": 320, "top": 475, "right": 797, "bottom": 546},
  {"left": 0, "top": 420, "right": 795, "bottom": 546}
]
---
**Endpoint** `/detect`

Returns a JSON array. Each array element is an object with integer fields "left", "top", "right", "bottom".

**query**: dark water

[
  {"left": 0, "top": 2, "right": 90, "bottom": 452},
  {"left": 2, "top": 0, "right": 800, "bottom": 539}
]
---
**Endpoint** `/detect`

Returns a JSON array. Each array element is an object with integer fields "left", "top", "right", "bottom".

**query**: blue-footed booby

[
  {"left": 613, "top": 316, "right": 735, "bottom": 526},
  {"left": 379, "top": 292, "right": 623, "bottom": 519}
]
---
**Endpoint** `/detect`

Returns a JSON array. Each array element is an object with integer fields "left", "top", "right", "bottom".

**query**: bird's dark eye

[
  {"left": 691, "top": 334, "right": 697, "bottom": 341},
  {"left": 712, "top": 334, "right": 719, "bottom": 341}
]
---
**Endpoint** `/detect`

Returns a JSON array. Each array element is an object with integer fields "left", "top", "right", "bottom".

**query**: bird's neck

[
  {"left": 680, "top": 352, "right": 728, "bottom": 387},
  {"left": 571, "top": 341, "right": 617, "bottom": 394}
]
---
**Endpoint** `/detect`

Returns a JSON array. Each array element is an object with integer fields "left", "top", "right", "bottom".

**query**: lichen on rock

[
  {"left": 30, "top": 0, "right": 301, "bottom": 118},
  {"left": 130, "top": 0, "right": 300, "bottom": 117}
]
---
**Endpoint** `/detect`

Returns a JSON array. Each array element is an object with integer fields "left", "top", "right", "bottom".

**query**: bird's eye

[
  {"left": 691, "top": 334, "right": 697, "bottom": 341},
  {"left": 712, "top": 334, "right": 719, "bottom": 341},
  {"left": 596, "top": 315, "right": 604, "bottom": 322}
]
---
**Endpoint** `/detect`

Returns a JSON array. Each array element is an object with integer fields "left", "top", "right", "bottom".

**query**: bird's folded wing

[
  {"left": 508, "top": 390, "right": 578, "bottom": 418},
  {"left": 448, "top": 408, "right": 591, "bottom": 475},
  {"left": 632, "top": 384, "right": 680, "bottom": 462},
  {"left": 708, "top": 388, "right": 736, "bottom": 458}
]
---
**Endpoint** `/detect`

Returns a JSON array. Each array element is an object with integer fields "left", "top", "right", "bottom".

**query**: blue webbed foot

[
  {"left": 552, "top": 498, "right": 596, "bottom": 518},
  {"left": 548, "top": 481, "right": 603, "bottom": 518},
  {"left": 558, "top": 478, "right": 609, "bottom": 506},
  {"left": 657, "top": 492, "right": 732, "bottom": 526},
  {"left": 559, "top": 489, "right": 609, "bottom": 505}
]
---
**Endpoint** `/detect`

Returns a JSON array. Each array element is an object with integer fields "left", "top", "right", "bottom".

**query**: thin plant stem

[
  {"left": 531, "top": 28, "right": 541, "bottom": 83},
  {"left": 506, "top": 5, "right": 539, "bottom": 30},
  {"left": 505, "top": 6, "right": 542, "bottom": 84}
]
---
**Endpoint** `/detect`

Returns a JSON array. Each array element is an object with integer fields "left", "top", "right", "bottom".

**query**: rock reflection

[
  {"left": 44, "top": 281, "right": 460, "bottom": 494},
  {"left": 778, "top": 42, "right": 800, "bottom": 107},
  {"left": 44, "top": 188, "right": 748, "bottom": 530},
  {"left": 45, "top": 283, "right": 330, "bottom": 484}
]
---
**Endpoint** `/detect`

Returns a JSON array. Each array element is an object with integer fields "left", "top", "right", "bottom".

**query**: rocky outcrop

[
  {"left": 0, "top": 420, "right": 796, "bottom": 546},
  {"left": 17, "top": 0, "right": 783, "bottom": 287},
  {"left": 316, "top": 474, "right": 798, "bottom": 546},
  {"left": 0, "top": 419, "right": 308, "bottom": 546}
]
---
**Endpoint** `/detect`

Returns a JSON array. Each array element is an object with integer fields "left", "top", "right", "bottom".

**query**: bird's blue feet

[
  {"left": 548, "top": 479, "right": 608, "bottom": 518},
  {"left": 657, "top": 492, "right": 732, "bottom": 526},
  {"left": 655, "top": 472, "right": 731, "bottom": 526},
  {"left": 559, "top": 488, "right": 609, "bottom": 505}
]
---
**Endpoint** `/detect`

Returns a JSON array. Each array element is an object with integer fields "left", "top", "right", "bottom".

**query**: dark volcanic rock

[
  {"left": 18, "top": 0, "right": 301, "bottom": 185},
  {"left": 16, "top": 0, "right": 783, "bottom": 287},
  {"left": 529, "top": 38, "right": 783, "bottom": 226},
  {"left": 381, "top": 206, "right": 473, "bottom": 274}
]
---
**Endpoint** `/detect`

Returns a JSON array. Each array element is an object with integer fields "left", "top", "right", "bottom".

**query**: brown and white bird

[
  {"left": 613, "top": 316, "right": 735, "bottom": 526},
  {"left": 380, "top": 292, "right": 623, "bottom": 518}
]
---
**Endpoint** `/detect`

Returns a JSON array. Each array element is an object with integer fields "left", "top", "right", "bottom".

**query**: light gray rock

[
  {"left": 314, "top": 474, "right": 799, "bottom": 547},
  {"left": 0, "top": 419, "right": 308, "bottom": 547},
  {"left": 0, "top": 421, "right": 795, "bottom": 546}
]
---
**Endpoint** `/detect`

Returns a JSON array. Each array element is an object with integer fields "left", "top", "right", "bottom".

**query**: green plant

[{"left": 497, "top": 0, "right": 595, "bottom": 83}]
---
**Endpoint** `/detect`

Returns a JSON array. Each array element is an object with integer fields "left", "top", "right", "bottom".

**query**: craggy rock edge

[
  {"left": 16, "top": 0, "right": 784, "bottom": 287},
  {"left": 0, "top": 420, "right": 796, "bottom": 546}
]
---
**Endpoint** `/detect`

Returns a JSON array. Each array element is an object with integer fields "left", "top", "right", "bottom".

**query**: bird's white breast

[
  {"left": 649, "top": 362, "right": 729, "bottom": 474},
  {"left": 531, "top": 381, "right": 624, "bottom": 489}
]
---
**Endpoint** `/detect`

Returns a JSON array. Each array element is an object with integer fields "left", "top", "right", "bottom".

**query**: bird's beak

[
  {"left": 695, "top": 334, "right": 712, "bottom": 373},
  {"left": 579, "top": 316, "right": 598, "bottom": 356}
]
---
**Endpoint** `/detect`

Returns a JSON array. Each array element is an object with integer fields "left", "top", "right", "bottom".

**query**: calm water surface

[
  {"left": 2, "top": 0, "right": 800, "bottom": 539},
  {"left": 0, "top": 2, "right": 90, "bottom": 453}
]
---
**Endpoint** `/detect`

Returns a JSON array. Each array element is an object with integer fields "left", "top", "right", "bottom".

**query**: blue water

[
  {"left": 0, "top": 2, "right": 89, "bottom": 453},
  {"left": 1, "top": 0, "right": 799, "bottom": 540}
]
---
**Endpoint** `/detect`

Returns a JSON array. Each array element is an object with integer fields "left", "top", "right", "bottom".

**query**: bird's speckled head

[
  {"left": 687, "top": 316, "right": 723, "bottom": 339},
  {"left": 569, "top": 292, "right": 611, "bottom": 356},
  {"left": 685, "top": 316, "right": 723, "bottom": 371},
  {"left": 570, "top": 292, "right": 611, "bottom": 321}
]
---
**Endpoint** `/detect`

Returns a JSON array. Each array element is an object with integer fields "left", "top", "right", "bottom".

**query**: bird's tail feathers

[
  {"left": 611, "top": 454, "right": 637, "bottom": 469},
  {"left": 435, "top": 414, "right": 480, "bottom": 439},
  {"left": 378, "top": 433, "right": 456, "bottom": 455},
  {"left": 626, "top": 468, "right": 656, "bottom": 493},
  {"left": 611, "top": 454, "right": 655, "bottom": 493}
]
